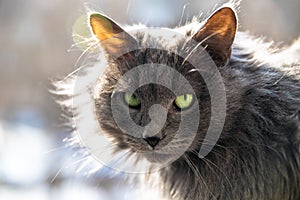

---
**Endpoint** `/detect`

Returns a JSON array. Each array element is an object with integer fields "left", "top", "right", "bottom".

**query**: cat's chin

[{"left": 142, "top": 151, "right": 178, "bottom": 165}]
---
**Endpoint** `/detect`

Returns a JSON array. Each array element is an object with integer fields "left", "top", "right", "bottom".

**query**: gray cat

[{"left": 56, "top": 3, "right": 300, "bottom": 200}]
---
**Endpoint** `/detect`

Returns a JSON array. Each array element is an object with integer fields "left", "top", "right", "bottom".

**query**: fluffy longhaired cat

[{"left": 55, "top": 2, "right": 300, "bottom": 200}]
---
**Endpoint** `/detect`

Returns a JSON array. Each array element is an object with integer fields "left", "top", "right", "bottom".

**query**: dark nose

[{"left": 143, "top": 136, "right": 161, "bottom": 148}]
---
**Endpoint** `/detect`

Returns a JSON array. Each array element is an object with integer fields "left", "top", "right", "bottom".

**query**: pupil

[{"left": 184, "top": 95, "right": 187, "bottom": 101}]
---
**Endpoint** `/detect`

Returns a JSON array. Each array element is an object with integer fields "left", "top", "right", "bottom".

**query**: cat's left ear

[
  {"left": 90, "top": 13, "right": 138, "bottom": 57},
  {"left": 191, "top": 7, "right": 237, "bottom": 66}
]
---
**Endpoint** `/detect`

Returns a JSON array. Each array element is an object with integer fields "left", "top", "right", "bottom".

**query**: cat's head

[{"left": 90, "top": 6, "right": 237, "bottom": 166}]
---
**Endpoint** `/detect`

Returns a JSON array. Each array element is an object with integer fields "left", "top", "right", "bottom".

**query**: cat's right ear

[
  {"left": 89, "top": 13, "right": 138, "bottom": 57},
  {"left": 191, "top": 7, "right": 237, "bottom": 67}
]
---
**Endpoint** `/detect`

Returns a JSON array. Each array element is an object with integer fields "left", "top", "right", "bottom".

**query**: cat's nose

[{"left": 143, "top": 136, "right": 161, "bottom": 148}]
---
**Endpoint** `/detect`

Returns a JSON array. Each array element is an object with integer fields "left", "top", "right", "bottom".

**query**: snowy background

[{"left": 0, "top": 0, "right": 300, "bottom": 199}]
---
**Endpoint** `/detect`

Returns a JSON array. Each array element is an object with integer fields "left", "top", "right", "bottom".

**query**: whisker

[
  {"left": 74, "top": 40, "right": 99, "bottom": 68},
  {"left": 183, "top": 154, "right": 217, "bottom": 200},
  {"left": 50, "top": 155, "right": 90, "bottom": 183},
  {"left": 126, "top": 0, "right": 132, "bottom": 16},
  {"left": 41, "top": 146, "right": 67, "bottom": 155},
  {"left": 201, "top": 155, "right": 233, "bottom": 190},
  {"left": 181, "top": 32, "right": 218, "bottom": 66},
  {"left": 198, "top": 140, "right": 239, "bottom": 161},
  {"left": 179, "top": 3, "right": 190, "bottom": 27}
]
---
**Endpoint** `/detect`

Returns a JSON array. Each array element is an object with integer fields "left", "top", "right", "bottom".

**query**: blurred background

[{"left": 0, "top": 0, "right": 299, "bottom": 199}]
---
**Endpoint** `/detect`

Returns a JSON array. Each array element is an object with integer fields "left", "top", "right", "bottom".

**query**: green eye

[
  {"left": 124, "top": 92, "right": 141, "bottom": 108},
  {"left": 174, "top": 94, "right": 194, "bottom": 110}
]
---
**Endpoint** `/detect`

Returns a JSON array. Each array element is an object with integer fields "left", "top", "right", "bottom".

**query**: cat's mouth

[
  {"left": 99, "top": 122, "right": 192, "bottom": 164},
  {"left": 123, "top": 137, "right": 186, "bottom": 164},
  {"left": 124, "top": 134, "right": 173, "bottom": 151}
]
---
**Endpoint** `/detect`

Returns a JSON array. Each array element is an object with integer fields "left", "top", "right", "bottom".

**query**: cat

[{"left": 55, "top": 2, "right": 300, "bottom": 200}]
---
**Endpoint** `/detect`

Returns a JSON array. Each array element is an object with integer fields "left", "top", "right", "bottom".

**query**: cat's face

[
  {"left": 95, "top": 49, "right": 210, "bottom": 163},
  {"left": 91, "top": 7, "right": 237, "bottom": 164}
]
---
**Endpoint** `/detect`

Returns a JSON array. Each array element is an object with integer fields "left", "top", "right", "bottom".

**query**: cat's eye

[
  {"left": 124, "top": 92, "right": 141, "bottom": 108},
  {"left": 174, "top": 94, "right": 194, "bottom": 110}
]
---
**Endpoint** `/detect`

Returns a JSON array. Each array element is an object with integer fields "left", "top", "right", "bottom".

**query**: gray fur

[
  {"left": 94, "top": 31, "right": 300, "bottom": 199},
  {"left": 56, "top": 4, "right": 300, "bottom": 200}
]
